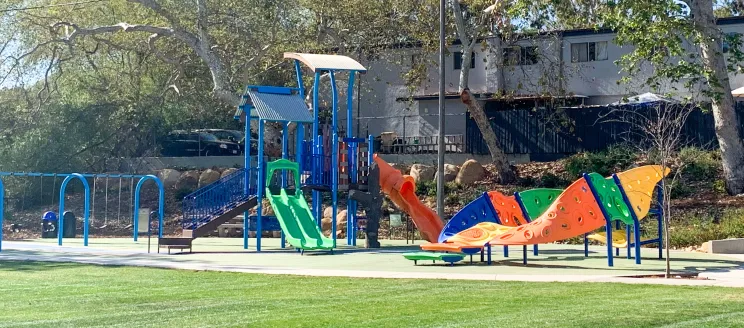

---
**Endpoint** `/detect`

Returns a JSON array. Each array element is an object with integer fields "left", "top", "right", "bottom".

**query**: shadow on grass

[{"left": 0, "top": 260, "right": 85, "bottom": 272}]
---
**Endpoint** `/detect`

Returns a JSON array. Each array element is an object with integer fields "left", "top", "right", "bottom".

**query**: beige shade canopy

[
  {"left": 284, "top": 53, "right": 367, "bottom": 72},
  {"left": 732, "top": 86, "right": 744, "bottom": 97}
]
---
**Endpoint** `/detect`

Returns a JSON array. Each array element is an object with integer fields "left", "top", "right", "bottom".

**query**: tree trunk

[
  {"left": 691, "top": 0, "right": 744, "bottom": 195},
  {"left": 460, "top": 88, "right": 516, "bottom": 183}
]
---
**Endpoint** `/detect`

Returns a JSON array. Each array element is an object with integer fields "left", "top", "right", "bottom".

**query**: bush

[
  {"left": 174, "top": 188, "right": 193, "bottom": 201},
  {"left": 668, "top": 208, "right": 744, "bottom": 248},
  {"left": 536, "top": 173, "right": 570, "bottom": 188},
  {"left": 679, "top": 147, "right": 720, "bottom": 181},
  {"left": 415, "top": 180, "right": 437, "bottom": 197},
  {"left": 564, "top": 144, "right": 639, "bottom": 178}
]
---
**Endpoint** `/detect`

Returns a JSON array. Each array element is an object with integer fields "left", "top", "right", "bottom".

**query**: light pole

[{"left": 436, "top": 0, "right": 446, "bottom": 219}]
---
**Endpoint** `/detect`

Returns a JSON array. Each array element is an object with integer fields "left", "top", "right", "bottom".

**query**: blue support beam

[
  {"left": 514, "top": 192, "right": 538, "bottom": 256},
  {"left": 330, "top": 71, "right": 339, "bottom": 248},
  {"left": 58, "top": 173, "right": 90, "bottom": 246},
  {"left": 613, "top": 174, "right": 643, "bottom": 264},
  {"left": 133, "top": 175, "right": 165, "bottom": 240},
  {"left": 583, "top": 173, "right": 613, "bottom": 267},
  {"left": 256, "top": 119, "right": 265, "bottom": 252},
  {"left": 244, "top": 116, "right": 252, "bottom": 250}
]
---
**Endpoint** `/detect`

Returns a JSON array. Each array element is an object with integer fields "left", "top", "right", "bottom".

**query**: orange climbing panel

[
  {"left": 421, "top": 222, "right": 513, "bottom": 252},
  {"left": 487, "top": 191, "right": 524, "bottom": 227},
  {"left": 490, "top": 178, "right": 608, "bottom": 246}
]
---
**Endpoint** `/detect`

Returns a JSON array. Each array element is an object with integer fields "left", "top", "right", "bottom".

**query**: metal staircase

[{"left": 158, "top": 168, "right": 259, "bottom": 252}]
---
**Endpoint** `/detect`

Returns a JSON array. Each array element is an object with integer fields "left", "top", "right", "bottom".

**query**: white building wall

[{"left": 350, "top": 20, "right": 744, "bottom": 139}]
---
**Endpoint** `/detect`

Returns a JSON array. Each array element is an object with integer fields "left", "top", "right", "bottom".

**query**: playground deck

[{"left": 2, "top": 238, "right": 743, "bottom": 287}]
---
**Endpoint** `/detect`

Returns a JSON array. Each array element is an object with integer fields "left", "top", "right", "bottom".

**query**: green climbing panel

[
  {"left": 518, "top": 188, "right": 563, "bottom": 220},
  {"left": 585, "top": 173, "right": 635, "bottom": 225}
]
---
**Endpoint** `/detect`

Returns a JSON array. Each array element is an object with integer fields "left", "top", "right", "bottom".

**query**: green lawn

[{"left": 1, "top": 261, "right": 743, "bottom": 327}]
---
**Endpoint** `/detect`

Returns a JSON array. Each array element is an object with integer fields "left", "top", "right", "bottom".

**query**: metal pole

[{"left": 436, "top": 0, "right": 446, "bottom": 219}]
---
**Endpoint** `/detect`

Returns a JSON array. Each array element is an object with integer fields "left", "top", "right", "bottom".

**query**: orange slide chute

[{"left": 373, "top": 155, "right": 444, "bottom": 242}]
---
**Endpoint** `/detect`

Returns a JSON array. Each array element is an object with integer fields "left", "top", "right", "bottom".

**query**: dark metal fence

[{"left": 466, "top": 102, "right": 744, "bottom": 161}]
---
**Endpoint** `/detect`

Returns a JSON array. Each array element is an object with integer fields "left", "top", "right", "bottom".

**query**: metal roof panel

[{"left": 242, "top": 87, "right": 313, "bottom": 123}]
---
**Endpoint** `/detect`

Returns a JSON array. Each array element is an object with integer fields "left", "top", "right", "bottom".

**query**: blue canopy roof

[{"left": 235, "top": 86, "right": 314, "bottom": 123}]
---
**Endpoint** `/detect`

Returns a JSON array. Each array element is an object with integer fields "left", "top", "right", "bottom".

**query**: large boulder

[
  {"left": 261, "top": 199, "right": 275, "bottom": 216},
  {"left": 323, "top": 206, "right": 334, "bottom": 219},
  {"left": 409, "top": 164, "right": 436, "bottom": 183},
  {"left": 337, "top": 209, "right": 348, "bottom": 229},
  {"left": 391, "top": 163, "right": 410, "bottom": 173},
  {"left": 175, "top": 170, "right": 200, "bottom": 191},
  {"left": 221, "top": 168, "right": 239, "bottom": 179},
  {"left": 321, "top": 217, "right": 333, "bottom": 231},
  {"left": 158, "top": 169, "right": 181, "bottom": 189},
  {"left": 435, "top": 164, "right": 460, "bottom": 183},
  {"left": 456, "top": 159, "right": 486, "bottom": 185},
  {"left": 198, "top": 169, "right": 221, "bottom": 187}
]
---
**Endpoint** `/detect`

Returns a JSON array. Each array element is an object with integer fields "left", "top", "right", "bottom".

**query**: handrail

[{"left": 181, "top": 168, "right": 257, "bottom": 230}]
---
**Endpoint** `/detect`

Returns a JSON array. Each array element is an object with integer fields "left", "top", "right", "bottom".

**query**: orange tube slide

[{"left": 373, "top": 155, "right": 444, "bottom": 242}]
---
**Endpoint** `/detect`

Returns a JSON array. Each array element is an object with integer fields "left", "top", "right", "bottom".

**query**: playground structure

[
  {"left": 161, "top": 53, "right": 373, "bottom": 252},
  {"left": 0, "top": 51, "right": 672, "bottom": 271},
  {"left": 0, "top": 172, "right": 165, "bottom": 252},
  {"left": 372, "top": 156, "right": 668, "bottom": 267}
]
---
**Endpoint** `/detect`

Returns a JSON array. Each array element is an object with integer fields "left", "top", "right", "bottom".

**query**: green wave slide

[{"left": 265, "top": 159, "right": 334, "bottom": 251}]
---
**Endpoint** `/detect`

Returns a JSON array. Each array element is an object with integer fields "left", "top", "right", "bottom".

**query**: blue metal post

[
  {"left": 0, "top": 178, "right": 4, "bottom": 252},
  {"left": 368, "top": 135, "right": 374, "bottom": 167},
  {"left": 312, "top": 71, "right": 320, "bottom": 140},
  {"left": 347, "top": 72, "right": 357, "bottom": 245},
  {"left": 244, "top": 115, "right": 251, "bottom": 249},
  {"left": 133, "top": 175, "right": 165, "bottom": 240},
  {"left": 280, "top": 122, "right": 289, "bottom": 248},
  {"left": 330, "top": 71, "right": 339, "bottom": 248},
  {"left": 282, "top": 122, "right": 289, "bottom": 187},
  {"left": 657, "top": 185, "right": 664, "bottom": 259},
  {"left": 58, "top": 173, "right": 90, "bottom": 246},
  {"left": 514, "top": 192, "right": 538, "bottom": 256},
  {"left": 313, "top": 135, "right": 323, "bottom": 226},
  {"left": 583, "top": 173, "right": 613, "bottom": 267},
  {"left": 296, "top": 124, "right": 304, "bottom": 173},
  {"left": 615, "top": 220, "right": 621, "bottom": 257},
  {"left": 294, "top": 60, "right": 305, "bottom": 96},
  {"left": 613, "top": 174, "right": 642, "bottom": 264},
  {"left": 256, "top": 119, "right": 265, "bottom": 252}
]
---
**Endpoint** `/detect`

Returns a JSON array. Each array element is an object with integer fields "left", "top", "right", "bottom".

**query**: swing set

[{"left": 0, "top": 172, "right": 164, "bottom": 252}]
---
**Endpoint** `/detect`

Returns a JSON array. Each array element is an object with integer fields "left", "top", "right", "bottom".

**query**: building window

[
  {"left": 571, "top": 41, "right": 608, "bottom": 62},
  {"left": 722, "top": 32, "right": 741, "bottom": 53},
  {"left": 503, "top": 46, "right": 538, "bottom": 66},
  {"left": 454, "top": 51, "right": 476, "bottom": 70}
]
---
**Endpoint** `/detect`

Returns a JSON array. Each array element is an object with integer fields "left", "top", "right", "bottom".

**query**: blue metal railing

[{"left": 181, "top": 168, "right": 258, "bottom": 230}]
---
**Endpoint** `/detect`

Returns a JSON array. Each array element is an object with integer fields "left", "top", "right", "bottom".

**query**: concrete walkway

[{"left": 2, "top": 239, "right": 744, "bottom": 287}]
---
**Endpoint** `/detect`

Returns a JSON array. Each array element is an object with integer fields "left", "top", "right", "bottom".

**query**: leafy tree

[{"left": 604, "top": 0, "right": 744, "bottom": 195}]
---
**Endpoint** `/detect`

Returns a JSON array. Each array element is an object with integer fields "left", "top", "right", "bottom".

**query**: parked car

[
  {"left": 196, "top": 129, "right": 257, "bottom": 155},
  {"left": 160, "top": 130, "right": 241, "bottom": 157}
]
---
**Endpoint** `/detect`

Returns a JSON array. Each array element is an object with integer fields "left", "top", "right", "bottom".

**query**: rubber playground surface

[{"left": 2, "top": 237, "right": 744, "bottom": 286}]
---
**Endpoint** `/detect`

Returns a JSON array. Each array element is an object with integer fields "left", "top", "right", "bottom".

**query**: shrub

[
  {"left": 536, "top": 173, "right": 570, "bottom": 188},
  {"left": 564, "top": 144, "right": 639, "bottom": 178},
  {"left": 668, "top": 208, "right": 744, "bottom": 248},
  {"left": 415, "top": 180, "right": 437, "bottom": 197},
  {"left": 174, "top": 187, "right": 193, "bottom": 201},
  {"left": 678, "top": 147, "right": 720, "bottom": 181}
]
